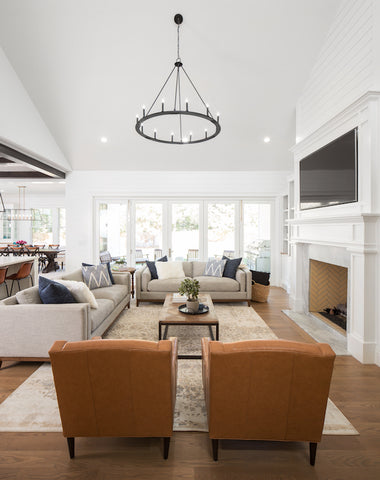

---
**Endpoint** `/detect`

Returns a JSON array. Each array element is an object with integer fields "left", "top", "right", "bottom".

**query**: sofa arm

[
  {"left": 135, "top": 265, "right": 151, "bottom": 296},
  {"left": 112, "top": 271, "right": 131, "bottom": 290},
  {"left": 0, "top": 303, "right": 90, "bottom": 358},
  {"left": 235, "top": 267, "right": 252, "bottom": 295}
]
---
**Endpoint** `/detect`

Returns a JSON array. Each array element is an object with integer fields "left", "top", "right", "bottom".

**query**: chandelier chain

[{"left": 177, "top": 24, "right": 180, "bottom": 61}]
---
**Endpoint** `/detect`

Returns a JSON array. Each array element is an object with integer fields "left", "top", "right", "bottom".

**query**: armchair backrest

[
  {"left": 49, "top": 338, "right": 177, "bottom": 438},
  {"left": 203, "top": 339, "right": 335, "bottom": 443}
]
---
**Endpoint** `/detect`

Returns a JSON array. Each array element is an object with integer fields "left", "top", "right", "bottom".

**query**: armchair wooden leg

[
  {"left": 163, "top": 437, "right": 170, "bottom": 459},
  {"left": 212, "top": 439, "right": 218, "bottom": 461},
  {"left": 309, "top": 442, "right": 317, "bottom": 466},
  {"left": 67, "top": 437, "right": 75, "bottom": 459}
]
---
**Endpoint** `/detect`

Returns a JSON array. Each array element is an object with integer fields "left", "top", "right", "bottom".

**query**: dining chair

[
  {"left": 135, "top": 249, "right": 148, "bottom": 264},
  {"left": 6, "top": 261, "right": 34, "bottom": 296},
  {"left": 48, "top": 244, "right": 60, "bottom": 249},
  {"left": 0, "top": 267, "right": 9, "bottom": 297},
  {"left": 154, "top": 249, "right": 163, "bottom": 260},
  {"left": 187, "top": 249, "right": 199, "bottom": 261}
]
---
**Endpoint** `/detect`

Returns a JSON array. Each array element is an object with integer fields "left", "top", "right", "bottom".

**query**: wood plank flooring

[{"left": 1, "top": 287, "right": 380, "bottom": 479}]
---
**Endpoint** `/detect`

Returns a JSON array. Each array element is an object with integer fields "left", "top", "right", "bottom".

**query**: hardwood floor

[{"left": 1, "top": 287, "right": 380, "bottom": 479}]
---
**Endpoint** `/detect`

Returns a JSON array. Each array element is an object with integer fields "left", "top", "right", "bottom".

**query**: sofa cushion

[
  {"left": 88, "top": 298, "right": 114, "bottom": 331},
  {"left": 92, "top": 284, "right": 128, "bottom": 307},
  {"left": 82, "top": 264, "right": 112, "bottom": 289},
  {"left": 15, "top": 286, "right": 42, "bottom": 304},
  {"left": 203, "top": 259, "right": 227, "bottom": 277},
  {"left": 223, "top": 256, "right": 242, "bottom": 279},
  {"left": 56, "top": 279, "right": 98, "bottom": 309},
  {"left": 148, "top": 277, "right": 189, "bottom": 292},
  {"left": 194, "top": 276, "right": 240, "bottom": 292},
  {"left": 192, "top": 261, "right": 207, "bottom": 277},
  {"left": 182, "top": 262, "right": 193, "bottom": 277},
  {"left": 146, "top": 256, "right": 168, "bottom": 280},
  {"left": 156, "top": 261, "right": 185, "bottom": 280},
  {"left": 39, "top": 276, "right": 77, "bottom": 304}
]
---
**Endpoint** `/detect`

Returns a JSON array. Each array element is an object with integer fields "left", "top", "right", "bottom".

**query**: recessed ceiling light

[
  {"left": 100, "top": 137, "right": 108, "bottom": 143},
  {"left": 263, "top": 136, "right": 271, "bottom": 143}
]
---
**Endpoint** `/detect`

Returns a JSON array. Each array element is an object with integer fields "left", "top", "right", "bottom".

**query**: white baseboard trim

[{"left": 347, "top": 332, "right": 377, "bottom": 364}]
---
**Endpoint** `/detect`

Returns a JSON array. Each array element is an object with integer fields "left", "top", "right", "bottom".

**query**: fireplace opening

[{"left": 309, "top": 260, "right": 348, "bottom": 332}]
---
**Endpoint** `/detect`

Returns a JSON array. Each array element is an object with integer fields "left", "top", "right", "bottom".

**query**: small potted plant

[{"left": 179, "top": 278, "right": 200, "bottom": 313}]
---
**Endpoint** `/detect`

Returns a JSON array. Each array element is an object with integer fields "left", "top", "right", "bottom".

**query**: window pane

[
  {"left": 243, "top": 203, "right": 271, "bottom": 272},
  {"left": 99, "top": 203, "right": 127, "bottom": 257},
  {"left": 171, "top": 203, "right": 199, "bottom": 261},
  {"left": 207, "top": 203, "right": 235, "bottom": 258},
  {"left": 2, "top": 210, "right": 12, "bottom": 240},
  {"left": 59, "top": 208, "right": 66, "bottom": 247},
  {"left": 135, "top": 203, "right": 162, "bottom": 261},
  {"left": 32, "top": 209, "right": 53, "bottom": 245}
]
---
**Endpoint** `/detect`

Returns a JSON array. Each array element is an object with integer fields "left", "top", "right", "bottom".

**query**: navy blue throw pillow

[
  {"left": 222, "top": 256, "right": 242, "bottom": 279},
  {"left": 146, "top": 256, "right": 168, "bottom": 280},
  {"left": 82, "top": 262, "right": 115, "bottom": 284},
  {"left": 39, "top": 276, "right": 77, "bottom": 304},
  {"left": 250, "top": 270, "right": 270, "bottom": 286}
]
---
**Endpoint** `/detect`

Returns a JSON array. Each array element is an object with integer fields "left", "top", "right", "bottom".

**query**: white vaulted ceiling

[{"left": 0, "top": 0, "right": 340, "bottom": 171}]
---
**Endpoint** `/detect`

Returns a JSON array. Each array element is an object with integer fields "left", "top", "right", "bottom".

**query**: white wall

[
  {"left": 65, "top": 170, "right": 289, "bottom": 285},
  {"left": 0, "top": 46, "right": 70, "bottom": 172},
  {"left": 296, "top": 0, "right": 375, "bottom": 140}
]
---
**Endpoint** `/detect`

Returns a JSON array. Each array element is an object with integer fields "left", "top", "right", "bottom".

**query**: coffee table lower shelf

[{"left": 158, "top": 321, "right": 219, "bottom": 360}]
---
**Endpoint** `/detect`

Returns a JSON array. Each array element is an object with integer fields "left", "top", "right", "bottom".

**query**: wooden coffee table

[{"left": 159, "top": 293, "right": 219, "bottom": 359}]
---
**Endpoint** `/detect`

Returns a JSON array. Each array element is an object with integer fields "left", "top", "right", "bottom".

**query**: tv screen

[{"left": 299, "top": 128, "right": 358, "bottom": 210}]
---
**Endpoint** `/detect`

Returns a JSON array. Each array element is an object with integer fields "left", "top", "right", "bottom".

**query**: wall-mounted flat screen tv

[{"left": 299, "top": 128, "right": 358, "bottom": 210}]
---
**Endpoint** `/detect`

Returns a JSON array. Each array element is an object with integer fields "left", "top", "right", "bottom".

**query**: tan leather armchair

[
  {"left": 49, "top": 337, "right": 178, "bottom": 459},
  {"left": 201, "top": 338, "right": 335, "bottom": 464}
]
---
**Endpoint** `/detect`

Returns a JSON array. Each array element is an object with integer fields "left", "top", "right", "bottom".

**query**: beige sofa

[
  {"left": 135, "top": 261, "right": 251, "bottom": 306},
  {"left": 0, "top": 269, "right": 131, "bottom": 365}
]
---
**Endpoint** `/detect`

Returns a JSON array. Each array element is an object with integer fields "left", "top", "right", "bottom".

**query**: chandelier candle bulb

[
  {"left": 171, "top": 132, "right": 174, "bottom": 142},
  {"left": 136, "top": 115, "right": 139, "bottom": 123},
  {"left": 142, "top": 106, "right": 146, "bottom": 116},
  {"left": 205, "top": 129, "right": 208, "bottom": 139},
  {"left": 189, "top": 132, "right": 193, "bottom": 142},
  {"left": 154, "top": 129, "right": 157, "bottom": 139},
  {"left": 217, "top": 113, "right": 220, "bottom": 122},
  {"left": 162, "top": 99, "right": 165, "bottom": 111},
  {"left": 185, "top": 99, "right": 189, "bottom": 111}
]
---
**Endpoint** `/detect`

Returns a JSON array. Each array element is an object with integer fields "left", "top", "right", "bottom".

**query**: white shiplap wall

[{"left": 296, "top": 0, "right": 374, "bottom": 139}]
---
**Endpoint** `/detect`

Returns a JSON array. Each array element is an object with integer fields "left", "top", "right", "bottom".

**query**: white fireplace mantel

[{"left": 289, "top": 93, "right": 380, "bottom": 366}]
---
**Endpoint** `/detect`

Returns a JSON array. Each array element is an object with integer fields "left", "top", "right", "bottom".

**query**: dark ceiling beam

[
  {"left": 0, "top": 143, "right": 66, "bottom": 178},
  {"left": 0, "top": 171, "right": 52, "bottom": 178}
]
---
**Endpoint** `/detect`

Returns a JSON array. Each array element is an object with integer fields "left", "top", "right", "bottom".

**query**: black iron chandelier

[{"left": 135, "top": 14, "right": 221, "bottom": 145}]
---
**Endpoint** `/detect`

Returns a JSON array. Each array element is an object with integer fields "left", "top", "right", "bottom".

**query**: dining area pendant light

[
  {"left": 135, "top": 14, "right": 221, "bottom": 145},
  {"left": 1, "top": 186, "right": 40, "bottom": 222}
]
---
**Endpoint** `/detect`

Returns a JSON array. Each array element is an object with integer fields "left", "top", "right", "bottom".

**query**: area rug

[
  {"left": 283, "top": 310, "right": 349, "bottom": 356},
  {"left": 0, "top": 304, "right": 358, "bottom": 435}
]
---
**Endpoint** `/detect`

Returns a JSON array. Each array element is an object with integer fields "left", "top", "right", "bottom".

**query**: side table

[{"left": 112, "top": 266, "right": 136, "bottom": 298}]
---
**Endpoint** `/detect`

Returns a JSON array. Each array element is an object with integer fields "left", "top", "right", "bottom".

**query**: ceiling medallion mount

[{"left": 135, "top": 13, "right": 221, "bottom": 145}]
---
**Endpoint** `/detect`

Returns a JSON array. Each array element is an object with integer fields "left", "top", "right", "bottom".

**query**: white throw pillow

[
  {"left": 155, "top": 261, "right": 185, "bottom": 280},
  {"left": 55, "top": 279, "right": 98, "bottom": 309}
]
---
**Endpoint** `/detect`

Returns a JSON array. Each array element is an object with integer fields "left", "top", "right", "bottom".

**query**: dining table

[{"left": 38, "top": 248, "right": 65, "bottom": 273}]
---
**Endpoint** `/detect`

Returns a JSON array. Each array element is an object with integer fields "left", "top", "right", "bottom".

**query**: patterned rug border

[{"left": 0, "top": 304, "right": 358, "bottom": 435}]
